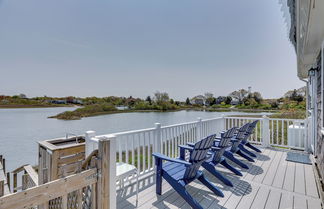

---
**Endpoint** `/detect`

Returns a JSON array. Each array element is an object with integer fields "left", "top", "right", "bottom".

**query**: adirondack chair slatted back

[
  {"left": 219, "top": 127, "right": 237, "bottom": 147},
  {"left": 242, "top": 120, "right": 259, "bottom": 143},
  {"left": 213, "top": 127, "right": 237, "bottom": 162},
  {"left": 230, "top": 123, "right": 251, "bottom": 152},
  {"left": 235, "top": 123, "right": 251, "bottom": 140},
  {"left": 184, "top": 134, "right": 215, "bottom": 180}
]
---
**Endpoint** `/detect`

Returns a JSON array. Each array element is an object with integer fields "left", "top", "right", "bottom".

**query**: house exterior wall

[{"left": 316, "top": 57, "right": 324, "bottom": 179}]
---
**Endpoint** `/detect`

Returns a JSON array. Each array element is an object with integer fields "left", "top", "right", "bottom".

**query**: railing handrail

[
  {"left": 225, "top": 116, "right": 306, "bottom": 122},
  {"left": 95, "top": 117, "right": 224, "bottom": 138}
]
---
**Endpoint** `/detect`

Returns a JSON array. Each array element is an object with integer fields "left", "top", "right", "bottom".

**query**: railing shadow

[{"left": 117, "top": 173, "right": 155, "bottom": 207}]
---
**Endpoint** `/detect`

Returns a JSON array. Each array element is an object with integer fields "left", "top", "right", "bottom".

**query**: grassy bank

[
  {"left": 49, "top": 103, "right": 182, "bottom": 120},
  {"left": 230, "top": 109, "right": 306, "bottom": 119}
]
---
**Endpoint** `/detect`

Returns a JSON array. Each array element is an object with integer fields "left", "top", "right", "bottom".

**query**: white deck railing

[
  {"left": 86, "top": 117, "right": 225, "bottom": 176},
  {"left": 86, "top": 115, "right": 307, "bottom": 177},
  {"left": 225, "top": 116, "right": 307, "bottom": 150},
  {"left": 84, "top": 115, "right": 308, "bottom": 208}
]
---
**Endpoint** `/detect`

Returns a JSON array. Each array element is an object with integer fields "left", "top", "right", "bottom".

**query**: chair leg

[
  {"left": 202, "top": 163, "right": 233, "bottom": 187},
  {"left": 237, "top": 150, "right": 255, "bottom": 162},
  {"left": 246, "top": 142, "right": 262, "bottom": 153},
  {"left": 238, "top": 144, "right": 257, "bottom": 158},
  {"left": 220, "top": 159, "right": 243, "bottom": 176},
  {"left": 155, "top": 158, "right": 163, "bottom": 195},
  {"left": 198, "top": 174, "right": 224, "bottom": 197},
  {"left": 173, "top": 182, "right": 204, "bottom": 209},
  {"left": 224, "top": 151, "right": 249, "bottom": 169}
]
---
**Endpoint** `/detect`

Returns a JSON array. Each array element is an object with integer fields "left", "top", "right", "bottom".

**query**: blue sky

[{"left": 0, "top": 0, "right": 303, "bottom": 100}]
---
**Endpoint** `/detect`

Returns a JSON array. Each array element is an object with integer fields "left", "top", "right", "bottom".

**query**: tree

[
  {"left": 170, "top": 99, "right": 174, "bottom": 104},
  {"left": 246, "top": 92, "right": 263, "bottom": 104},
  {"left": 186, "top": 97, "right": 191, "bottom": 105},
  {"left": 225, "top": 96, "right": 232, "bottom": 105},
  {"left": 145, "top": 96, "right": 152, "bottom": 105},
  {"left": 290, "top": 89, "right": 304, "bottom": 103},
  {"left": 229, "top": 89, "right": 249, "bottom": 104},
  {"left": 204, "top": 92, "right": 215, "bottom": 106},
  {"left": 154, "top": 91, "right": 169, "bottom": 105}
]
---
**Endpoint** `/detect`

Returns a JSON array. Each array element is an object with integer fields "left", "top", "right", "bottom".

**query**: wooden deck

[{"left": 117, "top": 147, "right": 323, "bottom": 209}]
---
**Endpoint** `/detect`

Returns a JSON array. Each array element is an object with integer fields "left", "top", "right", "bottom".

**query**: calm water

[{"left": 0, "top": 107, "right": 270, "bottom": 170}]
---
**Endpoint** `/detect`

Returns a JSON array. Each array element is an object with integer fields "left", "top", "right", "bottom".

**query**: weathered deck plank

[
  {"left": 264, "top": 190, "right": 281, "bottom": 209},
  {"left": 304, "top": 163, "right": 319, "bottom": 198},
  {"left": 117, "top": 147, "right": 322, "bottom": 209},
  {"left": 272, "top": 152, "right": 288, "bottom": 188},
  {"left": 294, "top": 163, "right": 306, "bottom": 195},
  {"left": 283, "top": 161, "right": 296, "bottom": 192}
]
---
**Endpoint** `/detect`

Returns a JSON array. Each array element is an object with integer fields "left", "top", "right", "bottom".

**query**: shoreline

[
  {"left": 0, "top": 104, "right": 76, "bottom": 109},
  {"left": 49, "top": 107, "right": 278, "bottom": 120}
]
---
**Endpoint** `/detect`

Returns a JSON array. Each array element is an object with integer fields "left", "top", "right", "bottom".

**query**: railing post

[
  {"left": 85, "top": 131, "right": 97, "bottom": 157},
  {"left": 197, "top": 117, "right": 202, "bottom": 141},
  {"left": 97, "top": 135, "right": 116, "bottom": 209},
  {"left": 262, "top": 115, "right": 270, "bottom": 147},
  {"left": 154, "top": 123, "right": 162, "bottom": 153},
  {"left": 221, "top": 114, "right": 226, "bottom": 131}
]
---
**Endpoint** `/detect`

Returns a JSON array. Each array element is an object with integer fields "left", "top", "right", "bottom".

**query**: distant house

[
  {"left": 191, "top": 95, "right": 206, "bottom": 105},
  {"left": 230, "top": 98, "right": 239, "bottom": 105},
  {"left": 72, "top": 99, "right": 83, "bottom": 105},
  {"left": 215, "top": 96, "right": 226, "bottom": 104},
  {"left": 51, "top": 100, "right": 67, "bottom": 104}
]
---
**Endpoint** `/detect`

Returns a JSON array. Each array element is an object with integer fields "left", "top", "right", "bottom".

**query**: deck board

[
  {"left": 283, "top": 161, "right": 296, "bottom": 192},
  {"left": 294, "top": 163, "right": 306, "bottom": 195},
  {"left": 272, "top": 152, "right": 288, "bottom": 188},
  {"left": 264, "top": 190, "right": 281, "bottom": 209},
  {"left": 117, "top": 147, "right": 322, "bottom": 209}
]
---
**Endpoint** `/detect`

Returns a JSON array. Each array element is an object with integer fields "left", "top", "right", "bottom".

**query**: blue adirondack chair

[
  {"left": 200, "top": 127, "right": 241, "bottom": 187},
  {"left": 222, "top": 123, "right": 251, "bottom": 169},
  {"left": 152, "top": 134, "right": 224, "bottom": 209},
  {"left": 240, "top": 120, "right": 262, "bottom": 154},
  {"left": 224, "top": 123, "right": 256, "bottom": 163}
]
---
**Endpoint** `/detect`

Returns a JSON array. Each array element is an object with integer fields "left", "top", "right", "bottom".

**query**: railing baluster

[
  {"left": 137, "top": 134, "right": 141, "bottom": 172},
  {"left": 132, "top": 134, "right": 135, "bottom": 165},
  {"left": 148, "top": 132, "right": 151, "bottom": 170},
  {"left": 118, "top": 137, "right": 122, "bottom": 163},
  {"left": 164, "top": 129, "right": 167, "bottom": 155},
  {"left": 276, "top": 120, "right": 279, "bottom": 145},
  {"left": 171, "top": 127, "right": 174, "bottom": 157},
  {"left": 271, "top": 120, "right": 274, "bottom": 144},
  {"left": 125, "top": 135, "right": 129, "bottom": 164},
  {"left": 143, "top": 132, "right": 146, "bottom": 173}
]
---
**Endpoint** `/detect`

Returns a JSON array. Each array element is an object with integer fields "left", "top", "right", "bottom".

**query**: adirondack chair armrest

[
  {"left": 152, "top": 153, "right": 191, "bottom": 166},
  {"left": 211, "top": 146, "right": 222, "bottom": 151},
  {"left": 186, "top": 142, "right": 195, "bottom": 147},
  {"left": 179, "top": 145, "right": 194, "bottom": 160},
  {"left": 179, "top": 145, "right": 194, "bottom": 150}
]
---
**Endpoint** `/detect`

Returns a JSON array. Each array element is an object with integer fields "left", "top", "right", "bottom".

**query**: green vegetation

[
  {"left": 0, "top": 95, "right": 73, "bottom": 108},
  {"left": 2, "top": 87, "right": 307, "bottom": 120},
  {"left": 51, "top": 104, "right": 118, "bottom": 120}
]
